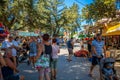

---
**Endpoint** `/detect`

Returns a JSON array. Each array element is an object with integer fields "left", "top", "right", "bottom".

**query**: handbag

[{"left": 35, "top": 45, "right": 50, "bottom": 69}]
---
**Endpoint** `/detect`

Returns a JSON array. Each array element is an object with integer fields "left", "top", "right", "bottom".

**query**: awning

[{"left": 102, "top": 24, "right": 120, "bottom": 36}]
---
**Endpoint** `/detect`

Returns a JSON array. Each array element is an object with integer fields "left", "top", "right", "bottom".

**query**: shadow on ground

[
  {"left": 18, "top": 52, "right": 120, "bottom": 80},
  {"left": 57, "top": 55, "right": 99, "bottom": 80}
]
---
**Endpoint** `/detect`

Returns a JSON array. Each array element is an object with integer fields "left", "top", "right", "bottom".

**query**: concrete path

[{"left": 18, "top": 43, "right": 120, "bottom": 80}]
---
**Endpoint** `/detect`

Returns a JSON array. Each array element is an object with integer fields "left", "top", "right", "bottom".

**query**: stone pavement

[{"left": 18, "top": 44, "right": 120, "bottom": 80}]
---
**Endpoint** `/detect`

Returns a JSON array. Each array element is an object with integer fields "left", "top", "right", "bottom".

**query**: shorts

[
  {"left": 68, "top": 48, "right": 73, "bottom": 55},
  {"left": 29, "top": 53, "right": 37, "bottom": 57},
  {"left": 50, "top": 59, "right": 58, "bottom": 69},
  {"left": 92, "top": 56, "right": 102, "bottom": 65},
  {"left": 4, "top": 74, "right": 20, "bottom": 80}
]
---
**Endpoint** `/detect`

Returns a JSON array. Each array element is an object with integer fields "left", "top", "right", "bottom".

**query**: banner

[{"left": 18, "top": 32, "right": 39, "bottom": 36}]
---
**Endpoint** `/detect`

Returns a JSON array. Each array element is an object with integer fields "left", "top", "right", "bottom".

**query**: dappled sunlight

[
  {"left": 59, "top": 53, "right": 68, "bottom": 56},
  {"left": 71, "top": 64, "right": 81, "bottom": 68},
  {"left": 17, "top": 44, "right": 120, "bottom": 80},
  {"left": 16, "top": 44, "right": 102, "bottom": 80},
  {"left": 83, "top": 63, "right": 90, "bottom": 66},
  {"left": 57, "top": 53, "right": 98, "bottom": 80},
  {"left": 18, "top": 63, "right": 39, "bottom": 80},
  {"left": 23, "top": 70, "right": 37, "bottom": 73},
  {"left": 67, "top": 69, "right": 73, "bottom": 73}
]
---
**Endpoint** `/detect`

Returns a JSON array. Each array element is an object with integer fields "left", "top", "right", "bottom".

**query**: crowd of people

[
  {"left": 0, "top": 34, "right": 60, "bottom": 80},
  {"left": 0, "top": 33, "right": 119, "bottom": 80},
  {"left": 66, "top": 33, "right": 118, "bottom": 80}
]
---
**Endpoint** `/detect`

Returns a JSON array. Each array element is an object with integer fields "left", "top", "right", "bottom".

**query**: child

[{"left": 103, "top": 63, "right": 114, "bottom": 80}]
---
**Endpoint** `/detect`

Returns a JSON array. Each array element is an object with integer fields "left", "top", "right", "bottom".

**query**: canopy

[{"left": 102, "top": 24, "right": 120, "bottom": 36}]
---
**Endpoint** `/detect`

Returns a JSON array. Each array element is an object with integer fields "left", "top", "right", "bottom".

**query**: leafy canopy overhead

[
  {"left": 0, "top": 0, "right": 81, "bottom": 35},
  {"left": 82, "top": 0, "right": 116, "bottom": 22}
]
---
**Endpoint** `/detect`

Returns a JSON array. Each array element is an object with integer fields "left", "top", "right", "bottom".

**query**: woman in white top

[
  {"left": 1, "top": 36, "right": 19, "bottom": 66},
  {"left": 51, "top": 38, "right": 60, "bottom": 80}
]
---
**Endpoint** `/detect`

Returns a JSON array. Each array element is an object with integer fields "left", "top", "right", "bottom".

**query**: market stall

[
  {"left": 102, "top": 23, "right": 120, "bottom": 36},
  {"left": 102, "top": 23, "right": 120, "bottom": 61}
]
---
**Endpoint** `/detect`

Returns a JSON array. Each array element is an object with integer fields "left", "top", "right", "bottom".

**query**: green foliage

[
  {"left": 82, "top": 0, "right": 116, "bottom": 22},
  {"left": 78, "top": 34, "right": 85, "bottom": 38},
  {"left": 0, "top": 0, "right": 81, "bottom": 35},
  {"left": 62, "top": 3, "right": 80, "bottom": 35}
]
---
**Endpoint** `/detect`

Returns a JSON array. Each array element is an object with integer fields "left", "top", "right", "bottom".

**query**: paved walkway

[{"left": 18, "top": 44, "right": 120, "bottom": 80}]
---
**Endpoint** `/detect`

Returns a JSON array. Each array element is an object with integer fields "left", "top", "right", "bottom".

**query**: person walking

[
  {"left": 29, "top": 37, "right": 37, "bottom": 68},
  {"left": 51, "top": 38, "right": 60, "bottom": 80},
  {"left": 66, "top": 37, "right": 74, "bottom": 62},
  {"left": 35, "top": 34, "right": 52, "bottom": 80},
  {"left": 89, "top": 34, "right": 106, "bottom": 78}
]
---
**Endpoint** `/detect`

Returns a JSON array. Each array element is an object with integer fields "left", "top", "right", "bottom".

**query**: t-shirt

[
  {"left": 1, "top": 40, "right": 18, "bottom": 56},
  {"left": 12, "top": 40, "right": 19, "bottom": 47},
  {"left": 92, "top": 40, "right": 105, "bottom": 56},
  {"left": 29, "top": 41, "right": 37, "bottom": 53},
  {"left": 52, "top": 45, "right": 59, "bottom": 59},
  {"left": 67, "top": 40, "right": 73, "bottom": 49}
]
